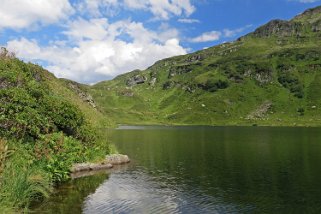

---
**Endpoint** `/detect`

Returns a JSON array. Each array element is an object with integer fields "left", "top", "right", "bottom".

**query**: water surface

[{"left": 34, "top": 126, "right": 321, "bottom": 213}]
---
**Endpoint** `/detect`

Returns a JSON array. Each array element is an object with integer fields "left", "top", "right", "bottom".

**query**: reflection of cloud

[{"left": 82, "top": 166, "right": 243, "bottom": 213}]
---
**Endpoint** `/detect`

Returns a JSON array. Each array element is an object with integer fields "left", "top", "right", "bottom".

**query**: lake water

[{"left": 33, "top": 126, "right": 321, "bottom": 213}]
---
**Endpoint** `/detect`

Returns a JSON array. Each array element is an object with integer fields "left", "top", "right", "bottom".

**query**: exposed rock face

[
  {"left": 168, "top": 65, "right": 193, "bottom": 78},
  {"left": 68, "top": 82, "right": 96, "bottom": 108},
  {"left": 312, "top": 20, "right": 321, "bottom": 32},
  {"left": 126, "top": 75, "right": 147, "bottom": 86},
  {"left": 185, "top": 54, "right": 204, "bottom": 63},
  {"left": 70, "top": 154, "right": 130, "bottom": 173},
  {"left": 246, "top": 101, "right": 273, "bottom": 120},
  {"left": 253, "top": 20, "right": 303, "bottom": 38},
  {"left": 149, "top": 77, "right": 157, "bottom": 86},
  {"left": 253, "top": 72, "right": 273, "bottom": 84},
  {"left": 0, "top": 78, "right": 12, "bottom": 89},
  {"left": 163, "top": 81, "right": 177, "bottom": 90},
  {"left": 295, "top": 6, "right": 321, "bottom": 21}
]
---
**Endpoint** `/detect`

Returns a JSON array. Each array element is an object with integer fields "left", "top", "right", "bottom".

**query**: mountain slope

[
  {"left": 90, "top": 6, "right": 321, "bottom": 126},
  {"left": 0, "top": 49, "right": 110, "bottom": 211}
]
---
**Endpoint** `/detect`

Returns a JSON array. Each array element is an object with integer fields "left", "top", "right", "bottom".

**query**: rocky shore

[{"left": 70, "top": 154, "right": 130, "bottom": 174}]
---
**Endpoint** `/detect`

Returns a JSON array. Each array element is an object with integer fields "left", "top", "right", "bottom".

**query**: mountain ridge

[{"left": 89, "top": 5, "right": 321, "bottom": 126}]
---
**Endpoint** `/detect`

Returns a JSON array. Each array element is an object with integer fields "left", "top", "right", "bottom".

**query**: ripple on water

[{"left": 82, "top": 166, "right": 253, "bottom": 214}]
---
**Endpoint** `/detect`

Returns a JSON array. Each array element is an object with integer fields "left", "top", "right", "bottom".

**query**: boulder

[
  {"left": 105, "top": 154, "right": 130, "bottom": 165},
  {"left": 70, "top": 154, "right": 130, "bottom": 173},
  {"left": 126, "top": 75, "right": 147, "bottom": 86}
]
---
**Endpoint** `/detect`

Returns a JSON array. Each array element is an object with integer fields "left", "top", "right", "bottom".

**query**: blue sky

[{"left": 1, "top": 0, "right": 320, "bottom": 83}]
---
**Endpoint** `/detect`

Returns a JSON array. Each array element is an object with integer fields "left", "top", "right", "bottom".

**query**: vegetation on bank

[{"left": 0, "top": 48, "right": 110, "bottom": 212}]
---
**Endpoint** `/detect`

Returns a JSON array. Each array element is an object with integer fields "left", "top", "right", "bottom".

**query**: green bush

[
  {"left": 33, "top": 133, "right": 88, "bottom": 182},
  {"left": 198, "top": 78, "right": 229, "bottom": 92},
  {"left": 278, "top": 72, "right": 304, "bottom": 98},
  {"left": 0, "top": 57, "right": 91, "bottom": 142}
]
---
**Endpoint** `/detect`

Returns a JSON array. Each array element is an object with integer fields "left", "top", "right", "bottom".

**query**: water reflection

[{"left": 33, "top": 127, "right": 321, "bottom": 213}]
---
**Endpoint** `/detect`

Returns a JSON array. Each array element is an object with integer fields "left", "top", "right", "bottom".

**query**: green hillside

[
  {"left": 0, "top": 49, "right": 110, "bottom": 211},
  {"left": 90, "top": 6, "right": 321, "bottom": 127}
]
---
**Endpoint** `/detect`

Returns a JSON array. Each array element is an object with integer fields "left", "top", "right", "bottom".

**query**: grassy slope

[
  {"left": 0, "top": 54, "right": 110, "bottom": 211},
  {"left": 90, "top": 6, "right": 321, "bottom": 127}
]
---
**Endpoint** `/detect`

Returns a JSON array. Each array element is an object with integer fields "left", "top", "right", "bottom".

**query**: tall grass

[{"left": 0, "top": 140, "right": 51, "bottom": 211}]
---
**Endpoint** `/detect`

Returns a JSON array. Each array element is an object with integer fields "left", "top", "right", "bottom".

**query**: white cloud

[
  {"left": 0, "top": 0, "right": 74, "bottom": 29},
  {"left": 190, "top": 31, "right": 222, "bottom": 43},
  {"left": 190, "top": 25, "right": 253, "bottom": 43},
  {"left": 178, "top": 18, "right": 200, "bottom": 24},
  {"left": 7, "top": 19, "right": 186, "bottom": 83},
  {"left": 223, "top": 24, "right": 253, "bottom": 37}
]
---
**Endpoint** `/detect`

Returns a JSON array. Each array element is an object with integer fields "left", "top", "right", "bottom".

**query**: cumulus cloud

[
  {"left": 0, "top": 0, "right": 73, "bottom": 29},
  {"left": 190, "top": 25, "right": 252, "bottom": 43},
  {"left": 190, "top": 31, "right": 222, "bottom": 43},
  {"left": 2, "top": 0, "right": 193, "bottom": 83},
  {"left": 7, "top": 19, "right": 186, "bottom": 83}
]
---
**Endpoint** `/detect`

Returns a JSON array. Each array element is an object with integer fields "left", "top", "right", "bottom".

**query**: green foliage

[
  {"left": 0, "top": 144, "right": 51, "bottom": 210},
  {"left": 0, "top": 56, "right": 92, "bottom": 142},
  {"left": 297, "top": 107, "right": 305, "bottom": 116},
  {"left": 198, "top": 78, "right": 229, "bottom": 92},
  {"left": 277, "top": 72, "right": 304, "bottom": 98},
  {"left": 0, "top": 50, "right": 111, "bottom": 211},
  {"left": 33, "top": 133, "right": 88, "bottom": 182}
]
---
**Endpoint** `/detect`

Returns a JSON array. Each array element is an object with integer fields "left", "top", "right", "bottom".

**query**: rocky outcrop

[
  {"left": 294, "top": 6, "right": 321, "bottom": 22},
  {"left": 312, "top": 20, "right": 321, "bottom": 32},
  {"left": 246, "top": 101, "right": 273, "bottom": 120},
  {"left": 185, "top": 54, "right": 204, "bottom": 63},
  {"left": 252, "top": 20, "right": 303, "bottom": 38},
  {"left": 0, "top": 78, "right": 13, "bottom": 89},
  {"left": 168, "top": 65, "right": 193, "bottom": 78},
  {"left": 67, "top": 82, "right": 97, "bottom": 108},
  {"left": 149, "top": 77, "right": 157, "bottom": 86},
  {"left": 126, "top": 75, "right": 147, "bottom": 86},
  {"left": 70, "top": 154, "right": 130, "bottom": 173}
]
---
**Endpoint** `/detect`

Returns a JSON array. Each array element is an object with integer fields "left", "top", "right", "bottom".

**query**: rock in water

[
  {"left": 70, "top": 154, "right": 130, "bottom": 173},
  {"left": 105, "top": 154, "right": 130, "bottom": 165}
]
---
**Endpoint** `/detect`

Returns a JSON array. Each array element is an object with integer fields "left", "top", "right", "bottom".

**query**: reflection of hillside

[
  {"left": 111, "top": 126, "right": 321, "bottom": 213},
  {"left": 32, "top": 173, "right": 108, "bottom": 213}
]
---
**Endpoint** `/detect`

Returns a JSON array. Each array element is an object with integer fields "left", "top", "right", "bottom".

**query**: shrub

[
  {"left": 278, "top": 72, "right": 304, "bottom": 98},
  {"left": 0, "top": 58, "right": 91, "bottom": 142},
  {"left": 198, "top": 78, "right": 229, "bottom": 92},
  {"left": 33, "top": 133, "right": 88, "bottom": 182}
]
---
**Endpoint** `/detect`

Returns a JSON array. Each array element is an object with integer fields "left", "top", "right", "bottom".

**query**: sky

[{"left": 1, "top": 0, "right": 321, "bottom": 84}]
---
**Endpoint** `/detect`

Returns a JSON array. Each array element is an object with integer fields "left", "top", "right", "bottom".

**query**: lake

[{"left": 33, "top": 126, "right": 321, "bottom": 213}]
